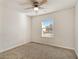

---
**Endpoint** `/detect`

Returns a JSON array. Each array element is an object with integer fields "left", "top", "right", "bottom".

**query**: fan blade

[
  {"left": 40, "top": 0, "right": 47, "bottom": 5},
  {"left": 24, "top": 7, "right": 34, "bottom": 10},
  {"left": 39, "top": 7, "right": 46, "bottom": 9},
  {"left": 20, "top": 2, "right": 30, "bottom": 5},
  {"left": 16, "top": 0, "right": 32, "bottom": 5}
]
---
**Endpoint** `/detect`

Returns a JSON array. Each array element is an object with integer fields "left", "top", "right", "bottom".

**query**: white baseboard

[
  {"left": 31, "top": 41, "right": 74, "bottom": 50},
  {"left": 75, "top": 50, "right": 78, "bottom": 56},
  {"left": 0, "top": 41, "right": 31, "bottom": 53}
]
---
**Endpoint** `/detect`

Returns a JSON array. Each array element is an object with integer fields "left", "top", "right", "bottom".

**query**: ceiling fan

[{"left": 20, "top": 0, "right": 47, "bottom": 12}]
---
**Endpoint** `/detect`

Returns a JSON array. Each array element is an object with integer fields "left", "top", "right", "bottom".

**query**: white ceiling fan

[{"left": 20, "top": 0, "right": 48, "bottom": 12}]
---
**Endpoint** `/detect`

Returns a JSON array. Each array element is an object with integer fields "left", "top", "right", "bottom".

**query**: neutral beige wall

[
  {"left": 32, "top": 8, "right": 75, "bottom": 49},
  {"left": 0, "top": 0, "right": 5, "bottom": 52},
  {"left": 0, "top": 3, "right": 32, "bottom": 52}
]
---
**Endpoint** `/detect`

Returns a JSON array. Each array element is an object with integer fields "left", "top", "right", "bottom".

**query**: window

[{"left": 42, "top": 17, "right": 54, "bottom": 38}]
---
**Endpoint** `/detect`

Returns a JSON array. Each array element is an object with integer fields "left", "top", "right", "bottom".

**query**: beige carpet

[{"left": 0, "top": 42, "right": 77, "bottom": 59}]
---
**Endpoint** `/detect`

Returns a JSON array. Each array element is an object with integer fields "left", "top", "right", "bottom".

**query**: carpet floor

[{"left": 0, "top": 42, "right": 77, "bottom": 59}]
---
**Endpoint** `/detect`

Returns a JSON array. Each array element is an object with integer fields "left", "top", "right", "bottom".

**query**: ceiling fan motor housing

[
  {"left": 33, "top": 2, "right": 39, "bottom": 7},
  {"left": 32, "top": 0, "right": 47, "bottom": 7}
]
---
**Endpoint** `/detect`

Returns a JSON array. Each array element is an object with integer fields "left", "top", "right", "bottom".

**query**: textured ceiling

[{"left": 2, "top": 0, "right": 77, "bottom": 16}]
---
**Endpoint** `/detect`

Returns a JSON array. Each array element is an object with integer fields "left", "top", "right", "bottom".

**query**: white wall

[
  {"left": 0, "top": 1, "right": 32, "bottom": 52},
  {"left": 74, "top": 3, "right": 78, "bottom": 55},
  {"left": 32, "top": 8, "right": 75, "bottom": 49},
  {"left": 0, "top": 0, "right": 4, "bottom": 52}
]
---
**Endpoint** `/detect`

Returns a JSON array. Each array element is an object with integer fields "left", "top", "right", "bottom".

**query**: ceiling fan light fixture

[{"left": 34, "top": 7, "right": 39, "bottom": 11}]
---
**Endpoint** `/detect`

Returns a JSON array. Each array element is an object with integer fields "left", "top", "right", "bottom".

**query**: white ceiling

[{"left": 2, "top": 0, "right": 77, "bottom": 16}]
